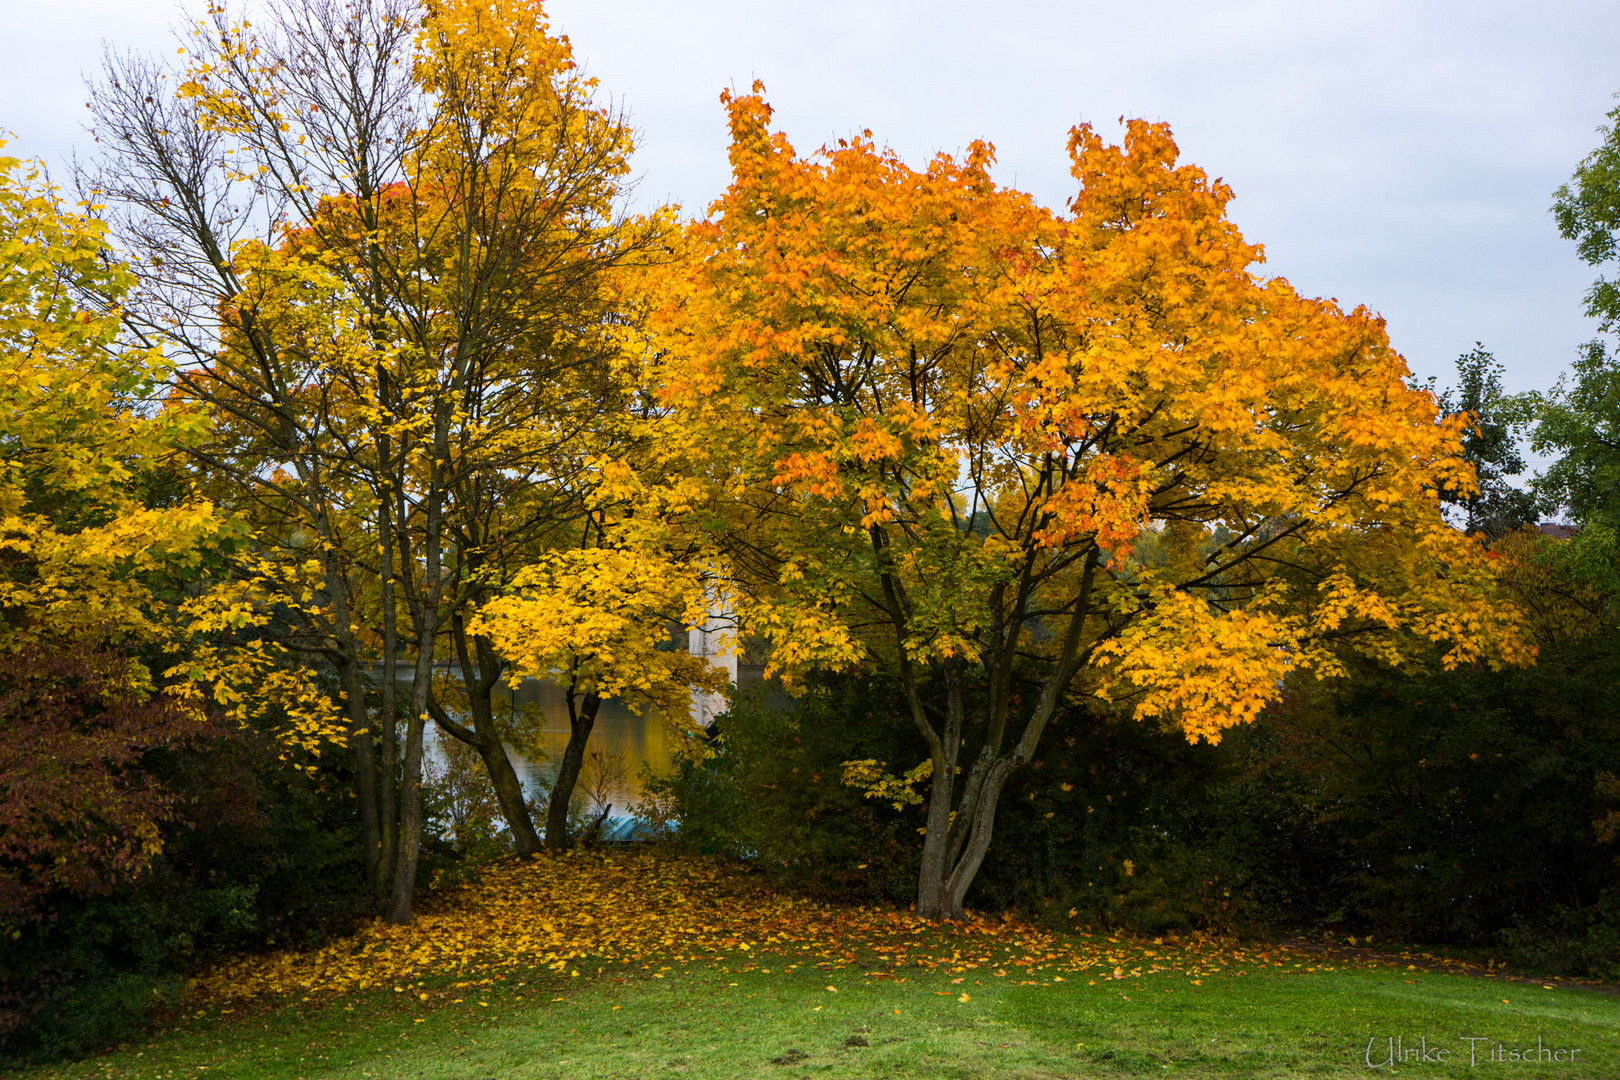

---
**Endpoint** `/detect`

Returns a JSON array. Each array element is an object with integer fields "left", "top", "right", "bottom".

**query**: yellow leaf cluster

[
  {"left": 840, "top": 757, "right": 934, "bottom": 810},
  {"left": 0, "top": 151, "right": 217, "bottom": 654}
]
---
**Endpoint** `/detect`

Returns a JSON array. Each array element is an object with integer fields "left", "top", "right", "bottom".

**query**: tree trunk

[
  {"left": 914, "top": 660, "right": 965, "bottom": 920},
  {"left": 450, "top": 613, "right": 543, "bottom": 853},
  {"left": 545, "top": 687, "right": 602, "bottom": 850},
  {"left": 386, "top": 705, "right": 426, "bottom": 924},
  {"left": 336, "top": 651, "right": 381, "bottom": 891},
  {"left": 942, "top": 758, "right": 1019, "bottom": 918},
  {"left": 478, "top": 736, "right": 541, "bottom": 852},
  {"left": 387, "top": 423, "right": 448, "bottom": 925},
  {"left": 376, "top": 496, "right": 400, "bottom": 906},
  {"left": 387, "top": 608, "right": 436, "bottom": 923},
  {"left": 914, "top": 553, "right": 1100, "bottom": 921}
]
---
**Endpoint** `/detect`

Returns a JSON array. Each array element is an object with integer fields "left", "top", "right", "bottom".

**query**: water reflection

[
  {"left": 495, "top": 676, "right": 679, "bottom": 829},
  {"left": 389, "top": 663, "right": 772, "bottom": 836}
]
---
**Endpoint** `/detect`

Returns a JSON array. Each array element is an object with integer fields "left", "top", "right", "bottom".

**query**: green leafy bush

[{"left": 638, "top": 675, "right": 923, "bottom": 904}]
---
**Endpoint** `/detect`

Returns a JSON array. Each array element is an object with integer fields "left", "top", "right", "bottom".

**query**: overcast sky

[{"left": 4, "top": 0, "right": 1619, "bottom": 396}]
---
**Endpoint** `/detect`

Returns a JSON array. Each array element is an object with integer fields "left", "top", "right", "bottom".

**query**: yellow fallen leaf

[{"left": 957, "top": 992, "right": 971, "bottom": 1003}]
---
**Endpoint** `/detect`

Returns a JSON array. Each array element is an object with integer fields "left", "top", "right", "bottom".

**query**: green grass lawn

[{"left": 21, "top": 951, "right": 1620, "bottom": 1079}]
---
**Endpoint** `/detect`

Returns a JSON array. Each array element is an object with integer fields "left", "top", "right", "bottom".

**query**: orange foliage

[{"left": 643, "top": 85, "right": 1532, "bottom": 919}]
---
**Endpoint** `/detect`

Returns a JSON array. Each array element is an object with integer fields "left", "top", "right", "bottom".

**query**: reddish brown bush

[{"left": 0, "top": 644, "right": 204, "bottom": 927}]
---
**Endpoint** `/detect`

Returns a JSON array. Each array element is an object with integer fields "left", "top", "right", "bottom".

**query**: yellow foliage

[
  {"left": 470, "top": 458, "right": 730, "bottom": 723},
  {"left": 0, "top": 147, "right": 347, "bottom": 767},
  {"left": 841, "top": 758, "right": 934, "bottom": 810},
  {"left": 0, "top": 150, "right": 219, "bottom": 657}
]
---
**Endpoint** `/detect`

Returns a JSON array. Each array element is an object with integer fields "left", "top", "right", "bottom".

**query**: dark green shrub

[
  {"left": 639, "top": 675, "right": 924, "bottom": 905},
  {"left": 968, "top": 704, "right": 1264, "bottom": 934},
  {"left": 1497, "top": 892, "right": 1620, "bottom": 981}
]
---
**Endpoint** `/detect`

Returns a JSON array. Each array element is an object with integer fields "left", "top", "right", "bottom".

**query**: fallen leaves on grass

[{"left": 190, "top": 851, "right": 1356, "bottom": 1005}]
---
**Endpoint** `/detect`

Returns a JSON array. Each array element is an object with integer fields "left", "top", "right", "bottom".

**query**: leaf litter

[{"left": 190, "top": 850, "right": 1374, "bottom": 1006}]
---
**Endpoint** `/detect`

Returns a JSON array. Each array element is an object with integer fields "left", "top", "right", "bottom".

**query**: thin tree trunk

[
  {"left": 387, "top": 700, "right": 427, "bottom": 924},
  {"left": 944, "top": 759, "right": 1018, "bottom": 918},
  {"left": 447, "top": 613, "right": 543, "bottom": 853},
  {"left": 924, "top": 551, "right": 1102, "bottom": 920},
  {"left": 320, "top": 527, "right": 382, "bottom": 893},
  {"left": 387, "top": 605, "right": 436, "bottom": 923},
  {"left": 545, "top": 686, "right": 602, "bottom": 851},
  {"left": 387, "top": 400, "right": 452, "bottom": 924},
  {"left": 376, "top": 495, "right": 400, "bottom": 904},
  {"left": 914, "top": 660, "right": 964, "bottom": 920},
  {"left": 337, "top": 651, "right": 381, "bottom": 890}
]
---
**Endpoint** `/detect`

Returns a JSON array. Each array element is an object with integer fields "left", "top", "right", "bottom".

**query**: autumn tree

[
  {"left": 472, "top": 440, "right": 730, "bottom": 849},
  {"left": 0, "top": 150, "right": 217, "bottom": 652},
  {"left": 651, "top": 88, "right": 1533, "bottom": 920},
  {"left": 83, "top": 0, "right": 659, "bottom": 922},
  {"left": 0, "top": 149, "right": 218, "bottom": 929}
]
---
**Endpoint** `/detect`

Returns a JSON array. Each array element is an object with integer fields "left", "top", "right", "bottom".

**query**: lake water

[
  {"left": 499, "top": 676, "right": 681, "bottom": 834},
  {"left": 402, "top": 664, "right": 774, "bottom": 837}
]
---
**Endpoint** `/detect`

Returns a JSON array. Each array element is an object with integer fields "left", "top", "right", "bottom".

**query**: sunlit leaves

[
  {"left": 472, "top": 536, "right": 727, "bottom": 723},
  {"left": 0, "top": 150, "right": 223, "bottom": 654}
]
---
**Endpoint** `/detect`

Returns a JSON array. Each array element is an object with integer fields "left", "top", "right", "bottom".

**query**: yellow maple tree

[
  {"left": 86, "top": 0, "right": 671, "bottom": 921},
  {"left": 471, "top": 452, "right": 731, "bottom": 848},
  {"left": 0, "top": 150, "right": 218, "bottom": 658}
]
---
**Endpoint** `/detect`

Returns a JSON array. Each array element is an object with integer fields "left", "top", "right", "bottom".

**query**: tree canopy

[{"left": 648, "top": 87, "right": 1532, "bottom": 918}]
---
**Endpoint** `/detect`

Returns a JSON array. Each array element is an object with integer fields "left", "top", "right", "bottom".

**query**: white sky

[{"left": 3, "top": 0, "right": 1619, "bottom": 396}]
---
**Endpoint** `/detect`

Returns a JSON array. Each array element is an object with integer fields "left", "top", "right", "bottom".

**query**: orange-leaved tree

[{"left": 650, "top": 86, "right": 1534, "bottom": 920}]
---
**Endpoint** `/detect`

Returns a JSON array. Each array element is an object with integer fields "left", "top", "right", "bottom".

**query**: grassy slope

[
  {"left": 17, "top": 853, "right": 1620, "bottom": 1078},
  {"left": 23, "top": 956, "right": 1620, "bottom": 1079}
]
